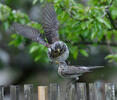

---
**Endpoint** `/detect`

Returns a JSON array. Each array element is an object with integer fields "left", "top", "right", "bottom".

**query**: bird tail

[{"left": 88, "top": 66, "right": 104, "bottom": 70}]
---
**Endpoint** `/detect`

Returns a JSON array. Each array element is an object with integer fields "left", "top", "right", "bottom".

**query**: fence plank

[
  {"left": 65, "top": 83, "right": 74, "bottom": 100},
  {"left": 24, "top": 84, "right": 33, "bottom": 100},
  {"left": 49, "top": 83, "right": 60, "bottom": 100},
  {"left": 105, "top": 83, "right": 115, "bottom": 100},
  {"left": 89, "top": 83, "right": 95, "bottom": 100},
  {"left": 75, "top": 83, "right": 87, "bottom": 100},
  {"left": 65, "top": 83, "right": 87, "bottom": 100},
  {"left": 10, "top": 85, "right": 20, "bottom": 100},
  {"left": 89, "top": 81, "right": 105, "bottom": 100},
  {"left": 38, "top": 86, "right": 48, "bottom": 100},
  {"left": 0, "top": 86, "right": 4, "bottom": 100},
  {"left": 95, "top": 82, "right": 105, "bottom": 100}
]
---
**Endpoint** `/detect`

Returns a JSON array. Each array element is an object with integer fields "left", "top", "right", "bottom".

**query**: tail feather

[{"left": 88, "top": 66, "right": 104, "bottom": 70}]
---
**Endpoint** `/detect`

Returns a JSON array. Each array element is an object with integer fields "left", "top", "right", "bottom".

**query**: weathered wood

[
  {"left": 38, "top": 86, "right": 48, "bottom": 100},
  {"left": 75, "top": 83, "right": 87, "bottom": 100},
  {"left": 69, "top": 84, "right": 75, "bottom": 100},
  {"left": 65, "top": 83, "right": 87, "bottom": 100},
  {"left": 105, "top": 83, "right": 115, "bottom": 100},
  {"left": 24, "top": 84, "right": 33, "bottom": 100},
  {"left": 89, "top": 83, "right": 95, "bottom": 100},
  {"left": 0, "top": 86, "right": 4, "bottom": 100},
  {"left": 10, "top": 85, "right": 20, "bottom": 100},
  {"left": 89, "top": 81, "right": 105, "bottom": 100},
  {"left": 65, "top": 83, "right": 75, "bottom": 100},
  {"left": 49, "top": 83, "right": 60, "bottom": 100},
  {"left": 1, "top": 82, "right": 115, "bottom": 100}
]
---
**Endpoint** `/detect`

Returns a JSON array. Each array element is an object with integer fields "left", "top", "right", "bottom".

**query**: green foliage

[
  {"left": 80, "top": 49, "right": 88, "bottom": 57},
  {"left": 33, "top": 0, "right": 39, "bottom": 5},
  {"left": 0, "top": 0, "right": 117, "bottom": 63},
  {"left": 105, "top": 54, "right": 117, "bottom": 62},
  {"left": 29, "top": 43, "right": 48, "bottom": 62}
]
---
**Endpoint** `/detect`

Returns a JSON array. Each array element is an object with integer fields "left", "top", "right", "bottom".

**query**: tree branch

[{"left": 72, "top": 41, "right": 117, "bottom": 47}]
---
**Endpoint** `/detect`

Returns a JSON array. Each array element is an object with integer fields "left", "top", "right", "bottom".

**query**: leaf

[
  {"left": 97, "top": 17, "right": 111, "bottom": 29},
  {"left": 40, "top": 0, "right": 44, "bottom": 3},
  {"left": 3, "top": 21, "right": 9, "bottom": 30},
  {"left": 73, "top": 50, "right": 78, "bottom": 59},
  {"left": 35, "top": 56, "right": 41, "bottom": 62},
  {"left": 80, "top": 49, "right": 88, "bottom": 57},
  {"left": 91, "top": 32, "right": 96, "bottom": 40},
  {"left": 105, "top": 54, "right": 117, "bottom": 62},
  {"left": 29, "top": 46, "right": 39, "bottom": 53},
  {"left": 11, "top": 34, "right": 17, "bottom": 38},
  {"left": 32, "top": 0, "right": 38, "bottom": 5}
]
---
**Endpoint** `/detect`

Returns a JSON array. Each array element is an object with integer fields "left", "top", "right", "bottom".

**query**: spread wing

[
  {"left": 12, "top": 23, "right": 49, "bottom": 47},
  {"left": 41, "top": 3, "right": 59, "bottom": 44}
]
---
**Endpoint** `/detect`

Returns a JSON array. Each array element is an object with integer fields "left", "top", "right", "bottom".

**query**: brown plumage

[
  {"left": 12, "top": 23, "right": 49, "bottom": 47},
  {"left": 58, "top": 61, "right": 104, "bottom": 80},
  {"left": 41, "top": 3, "right": 59, "bottom": 44},
  {"left": 11, "top": 3, "right": 69, "bottom": 63}
]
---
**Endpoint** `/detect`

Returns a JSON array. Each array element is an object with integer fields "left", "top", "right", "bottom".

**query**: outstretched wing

[
  {"left": 41, "top": 3, "right": 59, "bottom": 44},
  {"left": 12, "top": 23, "right": 49, "bottom": 47}
]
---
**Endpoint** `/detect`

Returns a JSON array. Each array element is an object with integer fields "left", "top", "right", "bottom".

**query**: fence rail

[{"left": 0, "top": 82, "right": 116, "bottom": 100}]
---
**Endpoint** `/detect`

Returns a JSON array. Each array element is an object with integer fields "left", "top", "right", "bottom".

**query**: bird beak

[
  {"left": 57, "top": 49, "right": 60, "bottom": 53},
  {"left": 55, "top": 61, "right": 59, "bottom": 64}
]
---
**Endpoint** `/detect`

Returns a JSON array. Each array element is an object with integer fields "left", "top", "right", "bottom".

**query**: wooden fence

[{"left": 0, "top": 82, "right": 116, "bottom": 100}]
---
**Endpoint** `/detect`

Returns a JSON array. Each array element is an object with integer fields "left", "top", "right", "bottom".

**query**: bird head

[
  {"left": 54, "top": 41, "right": 67, "bottom": 54},
  {"left": 48, "top": 41, "right": 67, "bottom": 58}
]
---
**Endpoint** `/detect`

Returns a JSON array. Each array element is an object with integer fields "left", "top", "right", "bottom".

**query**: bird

[
  {"left": 57, "top": 61, "right": 104, "bottom": 81},
  {"left": 12, "top": 3, "right": 69, "bottom": 63},
  {"left": 57, "top": 61, "right": 104, "bottom": 99}
]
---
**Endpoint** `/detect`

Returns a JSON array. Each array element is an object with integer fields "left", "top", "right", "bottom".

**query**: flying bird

[
  {"left": 58, "top": 61, "right": 104, "bottom": 80},
  {"left": 12, "top": 3, "right": 69, "bottom": 63}
]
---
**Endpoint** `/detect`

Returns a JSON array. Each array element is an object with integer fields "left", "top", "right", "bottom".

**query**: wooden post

[
  {"left": 89, "top": 83, "right": 95, "bottom": 100},
  {"left": 89, "top": 81, "right": 105, "bottom": 100},
  {"left": 65, "top": 83, "right": 87, "bottom": 100},
  {"left": 0, "top": 86, "right": 4, "bottom": 100},
  {"left": 69, "top": 84, "right": 75, "bottom": 100},
  {"left": 10, "top": 85, "right": 20, "bottom": 100},
  {"left": 24, "top": 84, "right": 33, "bottom": 100},
  {"left": 49, "top": 83, "right": 60, "bottom": 100},
  {"left": 105, "top": 83, "right": 115, "bottom": 100},
  {"left": 65, "top": 83, "right": 75, "bottom": 100},
  {"left": 75, "top": 83, "right": 87, "bottom": 100},
  {"left": 38, "top": 86, "right": 48, "bottom": 100}
]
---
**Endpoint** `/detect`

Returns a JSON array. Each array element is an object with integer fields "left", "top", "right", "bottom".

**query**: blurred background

[{"left": 0, "top": 0, "right": 117, "bottom": 99}]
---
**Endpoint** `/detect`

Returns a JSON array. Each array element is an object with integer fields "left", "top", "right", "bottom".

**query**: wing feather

[
  {"left": 61, "top": 66, "right": 89, "bottom": 76},
  {"left": 12, "top": 23, "right": 49, "bottom": 47},
  {"left": 62, "top": 66, "right": 103, "bottom": 76},
  {"left": 41, "top": 3, "right": 59, "bottom": 44}
]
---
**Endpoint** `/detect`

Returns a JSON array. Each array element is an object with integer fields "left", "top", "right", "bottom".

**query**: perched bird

[
  {"left": 12, "top": 3, "right": 69, "bottom": 63},
  {"left": 58, "top": 61, "right": 104, "bottom": 80}
]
